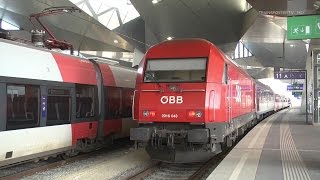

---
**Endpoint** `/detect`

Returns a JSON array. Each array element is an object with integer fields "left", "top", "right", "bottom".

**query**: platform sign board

[
  {"left": 287, "top": 15, "right": 320, "bottom": 40},
  {"left": 292, "top": 91, "right": 302, "bottom": 96},
  {"left": 287, "top": 84, "right": 304, "bottom": 90},
  {"left": 292, "top": 91, "right": 303, "bottom": 96},
  {"left": 274, "top": 71, "right": 306, "bottom": 79}
]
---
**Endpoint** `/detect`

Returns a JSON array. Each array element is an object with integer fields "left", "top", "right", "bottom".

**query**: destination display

[{"left": 274, "top": 71, "right": 306, "bottom": 79}]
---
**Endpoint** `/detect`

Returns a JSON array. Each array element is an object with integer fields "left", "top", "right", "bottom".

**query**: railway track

[
  {"left": 127, "top": 126, "right": 252, "bottom": 180},
  {"left": 0, "top": 138, "right": 132, "bottom": 179},
  {"left": 128, "top": 151, "right": 228, "bottom": 180}
]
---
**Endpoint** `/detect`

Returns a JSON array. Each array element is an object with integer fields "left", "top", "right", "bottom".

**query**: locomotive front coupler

[{"left": 151, "top": 129, "right": 188, "bottom": 148}]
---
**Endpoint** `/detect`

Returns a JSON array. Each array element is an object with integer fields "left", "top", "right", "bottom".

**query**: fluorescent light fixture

[
  {"left": 152, "top": 0, "right": 158, "bottom": 4},
  {"left": 113, "top": 40, "right": 119, "bottom": 43},
  {"left": 290, "top": 44, "right": 295, "bottom": 47},
  {"left": 167, "top": 36, "right": 173, "bottom": 40}
]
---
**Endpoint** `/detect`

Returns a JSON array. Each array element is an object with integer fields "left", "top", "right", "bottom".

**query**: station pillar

[
  {"left": 312, "top": 49, "right": 320, "bottom": 125},
  {"left": 301, "top": 54, "right": 312, "bottom": 123}
]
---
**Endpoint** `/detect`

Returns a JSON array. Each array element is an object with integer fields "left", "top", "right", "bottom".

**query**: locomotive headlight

[
  {"left": 188, "top": 111, "right": 196, "bottom": 117},
  {"left": 195, "top": 111, "right": 203, "bottom": 118},
  {"left": 143, "top": 110, "right": 149, "bottom": 117},
  {"left": 188, "top": 110, "right": 203, "bottom": 118},
  {"left": 143, "top": 110, "right": 156, "bottom": 117}
]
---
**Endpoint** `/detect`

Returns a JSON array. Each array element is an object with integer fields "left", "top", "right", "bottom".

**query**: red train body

[
  {"left": 131, "top": 39, "right": 259, "bottom": 162},
  {"left": 130, "top": 39, "right": 289, "bottom": 162},
  {"left": 0, "top": 38, "right": 137, "bottom": 167}
]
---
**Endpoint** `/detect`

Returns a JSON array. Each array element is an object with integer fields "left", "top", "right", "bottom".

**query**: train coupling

[{"left": 130, "top": 127, "right": 210, "bottom": 148}]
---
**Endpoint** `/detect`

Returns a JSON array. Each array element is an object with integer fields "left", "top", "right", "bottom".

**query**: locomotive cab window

[
  {"left": 76, "top": 85, "right": 96, "bottom": 118},
  {"left": 47, "top": 88, "right": 71, "bottom": 126},
  {"left": 6, "top": 85, "right": 40, "bottom": 130},
  {"left": 144, "top": 58, "right": 207, "bottom": 82}
]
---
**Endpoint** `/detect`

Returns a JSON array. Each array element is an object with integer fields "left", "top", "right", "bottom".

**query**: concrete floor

[{"left": 207, "top": 108, "right": 320, "bottom": 180}]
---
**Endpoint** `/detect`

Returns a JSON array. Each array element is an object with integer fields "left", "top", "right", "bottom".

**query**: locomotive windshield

[{"left": 144, "top": 58, "right": 207, "bottom": 82}]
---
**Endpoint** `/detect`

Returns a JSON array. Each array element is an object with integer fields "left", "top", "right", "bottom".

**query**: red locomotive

[
  {"left": 0, "top": 38, "right": 137, "bottom": 167},
  {"left": 130, "top": 39, "right": 285, "bottom": 162}
]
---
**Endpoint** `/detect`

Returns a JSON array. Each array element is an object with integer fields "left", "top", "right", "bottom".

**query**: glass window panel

[
  {"left": 122, "top": 88, "right": 134, "bottom": 118},
  {"left": 235, "top": 43, "right": 239, "bottom": 59},
  {"left": 73, "top": 0, "right": 140, "bottom": 29},
  {"left": 69, "top": 0, "right": 84, "bottom": 4},
  {"left": 47, "top": 89, "right": 71, "bottom": 126},
  {"left": 88, "top": 0, "right": 103, "bottom": 14},
  {"left": 7, "top": 85, "right": 39, "bottom": 130},
  {"left": 81, "top": 4, "right": 93, "bottom": 17},
  {"left": 105, "top": 86, "right": 121, "bottom": 119},
  {"left": 107, "top": 12, "right": 120, "bottom": 29},
  {"left": 244, "top": 48, "right": 248, "bottom": 57},
  {"left": 240, "top": 42, "right": 244, "bottom": 58},
  {"left": 96, "top": 3, "right": 112, "bottom": 14},
  {"left": 144, "top": 58, "right": 207, "bottom": 82},
  {"left": 76, "top": 85, "right": 95, "bottom": 118},
  {"left": 98, "top": 10, "right": 115, "bottom": 27},
  {"left": 1, "top": 21, "right": 19, "bottom": 30}
]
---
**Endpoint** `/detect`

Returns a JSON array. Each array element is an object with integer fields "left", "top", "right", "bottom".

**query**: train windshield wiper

[{"left": 145, "top": 72, "right": 162, "bottom": 92}]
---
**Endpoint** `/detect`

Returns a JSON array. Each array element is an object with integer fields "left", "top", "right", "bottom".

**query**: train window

[
  {"left": 122, "top": 88, "right": 134, "bottom": 118},
  {"left": 144, "top": 58, "right": 207, "bottom": 82},
  {"left": 105, "top": 86, "right": 121, "bottom": 119},
  {"left": 47, "top": 89, "right": 71, "bottom": 126},
  {"left": 6, "top": 85, "right": 40, "bottom": 130},
  {"left": 76, "top": 85, "right": 95, "bottom": 118}
]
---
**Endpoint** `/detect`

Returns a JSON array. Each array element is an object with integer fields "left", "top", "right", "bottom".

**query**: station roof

[
  {"left": 1, "top": 0, "right": 319, "bottom": 78},
  {"left": 129, "top": 0, "right": 318, "bottom": 72},
  {"left": 0, "top": 0, "right": 134, "bottom": 52}
]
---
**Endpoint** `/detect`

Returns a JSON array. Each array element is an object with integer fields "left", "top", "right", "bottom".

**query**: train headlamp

[
  {"left": 188, "top": 110, "right": 203, "bottom": 118},
  {"left": 143, "top": 110, "right": 156, "bottom": 117}
]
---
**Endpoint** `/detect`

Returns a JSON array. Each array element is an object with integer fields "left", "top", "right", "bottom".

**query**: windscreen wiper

[{"left": 146, "top": 72, "right": 163, "bottom": 92}]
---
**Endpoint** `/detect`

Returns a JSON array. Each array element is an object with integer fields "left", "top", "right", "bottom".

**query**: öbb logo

[{"left": 160, "top": 96, "right": 183, "bottom": 104}]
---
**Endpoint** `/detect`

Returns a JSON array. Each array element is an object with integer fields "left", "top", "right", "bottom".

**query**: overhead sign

[
  {"left": 287, "top": 84, "right": 304, "bottom": 90},
  {"left": 292, "top": 91, "right": 303, "bottom": 96},
  {"left": 274, "top": 71, "right": 306, "bottom": 79},
  {"left": 287, "top": 15, "right": 320, "bottom": 40}
]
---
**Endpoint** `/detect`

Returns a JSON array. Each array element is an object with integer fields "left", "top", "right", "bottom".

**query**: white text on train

[{"left": 160, "top": 96, "right": 183, "bottom": 104}]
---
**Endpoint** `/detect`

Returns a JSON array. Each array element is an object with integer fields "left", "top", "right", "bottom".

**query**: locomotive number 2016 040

[{"left": 161, "top": 114, "right": 178, "bottom": 118}]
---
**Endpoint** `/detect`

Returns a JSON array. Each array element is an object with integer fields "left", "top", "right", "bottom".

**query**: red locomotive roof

[{"left": 146, "top": 39, "right": 214, "bottom": 59}]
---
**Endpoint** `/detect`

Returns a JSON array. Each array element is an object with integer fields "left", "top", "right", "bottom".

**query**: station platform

[{"left": 207, "top": 108, "right": 320, "bottom": 180}]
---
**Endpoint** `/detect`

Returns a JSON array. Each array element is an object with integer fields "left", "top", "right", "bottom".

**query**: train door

[
  {"left": 224, "top": 63, "right": 231, "bottom": 123},
  {"left": 46, "top": 86, "right": 73, "bottom": 126},
  {"left": 227, "top": 79, "right": 232, "bottom": 122}
]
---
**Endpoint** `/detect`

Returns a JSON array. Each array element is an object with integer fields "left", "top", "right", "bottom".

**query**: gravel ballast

[{"left": 22, "top": 149, "right": 151, "bottom": 180}]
